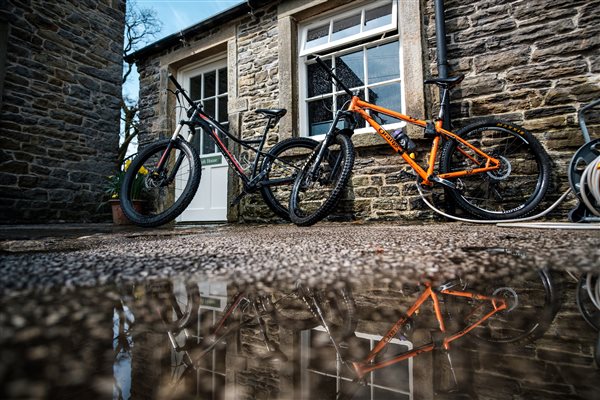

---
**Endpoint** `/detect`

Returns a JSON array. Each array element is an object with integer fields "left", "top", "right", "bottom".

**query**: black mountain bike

[{"left": 120, "top": 74, "right": 318, "bottom": 227}]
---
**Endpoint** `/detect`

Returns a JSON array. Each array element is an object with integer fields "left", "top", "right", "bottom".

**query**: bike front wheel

[
  {"left": 120, "top": 138, "right": 201, "bottom": 227},
  {"left": 259, "top": 137, "right": 319, "bottom": 220},
  {"left": 439, "top": 119, "right": 551, "bottom": 219},
  {"left": 289, "top": 133, "right": 355, "bottom": 226}
]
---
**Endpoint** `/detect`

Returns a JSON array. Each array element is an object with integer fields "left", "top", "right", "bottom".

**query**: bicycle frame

[
  {"left": 350, "top": 282, "right": 507, "bottom": 379},
  {"left": 159, "top": 75, "right": 297, "bottom": 192},
  {"left": 314, "top": 57, "right": 501, "bottom": 187},
  {"left": 347, "top": 98, "right": 501, "bottom": 186}
]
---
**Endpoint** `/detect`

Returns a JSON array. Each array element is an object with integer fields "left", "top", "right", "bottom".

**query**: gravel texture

[{"left": 1, "top": 222, "right": 598, "bottom": 294}]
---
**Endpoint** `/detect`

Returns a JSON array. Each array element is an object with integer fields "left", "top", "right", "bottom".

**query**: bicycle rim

[
  {"left": 463, "top": 268, "right": 557, "bottom": 344},
  {"left": 289, "top": 134, "right": 354, "bottom": 226},
  {"left": 260, "top": 137, "right": 319, "bottom": 220},
  {"left": 121, "top": 139, "right": 200, "bottom": 227},
  {"left": 441, "top": 121, "right": 550, "bottom": 219}
]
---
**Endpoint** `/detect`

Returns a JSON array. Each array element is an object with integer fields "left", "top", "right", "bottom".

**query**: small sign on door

[{"left": 201, "top": 155, "right": 223, "bottom": 166}]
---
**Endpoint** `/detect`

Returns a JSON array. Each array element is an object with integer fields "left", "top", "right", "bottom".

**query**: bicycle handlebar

[
  {"left": 315, "top": 56, "right": 354, "bottom": 98},
  {"left": 168, "top": 73, "right": 196, "bottom": 108}
]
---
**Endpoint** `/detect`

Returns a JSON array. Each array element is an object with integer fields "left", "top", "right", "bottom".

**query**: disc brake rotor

[
  {"left": 493, "top": 287, "right": 519, "bottom": 312},
  {"left": 487, "top": 155, "right": 512, "bottom": 181}
]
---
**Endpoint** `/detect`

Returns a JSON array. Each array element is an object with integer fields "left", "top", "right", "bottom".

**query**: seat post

[{"left": 438, "top": 86, "right": 450, "bottom": 123}]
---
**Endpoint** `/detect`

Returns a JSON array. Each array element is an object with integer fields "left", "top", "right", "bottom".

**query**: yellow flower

[
  {"left": 138, "top": 165, "right": 149, "bottom": 175},
  {"left": 124, "top": 159, "right": 132, "bottom": 171}
]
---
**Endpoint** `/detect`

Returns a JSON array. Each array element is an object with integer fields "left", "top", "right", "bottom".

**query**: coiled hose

[{"left": 578, "top": 154, "right": 600, "bottom": 217}]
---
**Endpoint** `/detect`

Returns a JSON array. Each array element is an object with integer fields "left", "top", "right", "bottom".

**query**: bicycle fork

[{"left": 153, "top": 123, "right": 190, "bottom": 184}]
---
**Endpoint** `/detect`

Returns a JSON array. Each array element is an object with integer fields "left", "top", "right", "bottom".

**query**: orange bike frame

[
  {"left": 351, "top": 282, "right": 507, "bottom": 379},
  {"left": 347, "top": 97, "right": 501, "bottom": 186}
]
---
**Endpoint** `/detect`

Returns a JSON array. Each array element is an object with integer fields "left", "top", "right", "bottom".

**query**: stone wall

[
  {"left": 421, "top": 0, "right": 600, "bottom": 215},
  {"left": 0, "top": 0, "right": 125, "bottom": 223},
  {"left": 134, "top": 0, "right": 600, "bottom": 223}
]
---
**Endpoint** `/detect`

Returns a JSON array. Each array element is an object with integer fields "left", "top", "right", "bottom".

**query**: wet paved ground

[{"left": 1, "top": 221, "right": 599, "bottom": 399}]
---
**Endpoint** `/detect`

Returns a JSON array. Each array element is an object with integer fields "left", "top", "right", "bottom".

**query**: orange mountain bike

[
  {"left": 310, "top": 269, "right": 560, "bottom": 399},
  {"left": 289, "top": 56, "right": 551, "bottom": 226}
]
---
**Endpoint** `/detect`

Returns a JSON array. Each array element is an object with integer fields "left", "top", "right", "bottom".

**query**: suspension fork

[
  {"left": 307, "top": 111, "right": 346, "bottom": 179},
  {"left": 154, "top": 123, "right": 191, "bottom": 184}
]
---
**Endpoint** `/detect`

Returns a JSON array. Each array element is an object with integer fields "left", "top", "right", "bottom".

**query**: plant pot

[{"left": 109, "top": 199, "right": 144, "bottom": 225}]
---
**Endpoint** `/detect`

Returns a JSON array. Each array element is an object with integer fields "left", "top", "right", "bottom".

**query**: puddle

[{"left": 1, "top": 263, "right": 598, "bottom": 399}]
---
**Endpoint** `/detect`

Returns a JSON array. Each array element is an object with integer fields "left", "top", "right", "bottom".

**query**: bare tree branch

[{"left": 118, "top": 0, "right": 162, "bottom": 169}]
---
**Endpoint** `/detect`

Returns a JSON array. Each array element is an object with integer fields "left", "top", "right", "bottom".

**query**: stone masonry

[
  {"left": 423, "top": 0, "right": 600, "bottom": 215},
  {"left": 133, "top": 0, "right": 599, "bottom": 223},
  {"left": 0, "top": 0, "right": 125, "bottom": 223}
]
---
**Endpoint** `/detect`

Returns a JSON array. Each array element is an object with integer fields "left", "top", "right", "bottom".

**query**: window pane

[
  {"left": 335, "top": 50, "right": 364, "bottom": 89},
  {"left": 306, "top": 24, "right": 329, "bottom": 49},
  {"left": 373, "top": 389, "right": 410, "bottom": 400},
  {"left": 332, "top": 13, "right": 360, "bottom": 41},
  {"left": 204, "top": 98, "right": 216, "bottom": 118},
  {"left": 337, "top": 89, "right": 366, "bottom": 129},
  {"left": 373, "top": 343, "right": 411, "bottom": 390},
  {"left": 308, "top": 97, "right": 333, "bottom": 136},
  {"left": 368, "top": 41, "right": 399, "bottom": 84},
  {"left": 204, "top": 70, "right": 216, "bottom": 97},
  {"left": 190, "top": 75, "right": 202, "bottom": 100},
  {"left": 308, "top": 59, "right": 332, "bottom": 97},
  {"left": 369, "top": 83, "right": 402, "bottom": 125},
  {"left": 218, "top": 68, "right": 227, "bottom": 95},
  {"left": 365, "top": 4, "right": 393, "bottom": 31},
  {"left": 202, "top": 130, "right": 215, "bottom": 154},
  {"left": 218, "top": 96, "right": 228, "bottom": 123}
]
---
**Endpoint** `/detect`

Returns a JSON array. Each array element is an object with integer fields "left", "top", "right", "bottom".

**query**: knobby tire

[
  {"left": 439, "top": 119, "right": 551, "bottom": 220},
  {"left": 260, "top": 137, "right": 319, "bottom": 220},
  {"left": 289, "top": 133, "right": 355, "bottom": 226},
  {"left": 120, "top": 138, "right": 201, "bottom": 227}
]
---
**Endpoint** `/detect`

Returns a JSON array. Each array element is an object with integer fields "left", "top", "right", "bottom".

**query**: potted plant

[{"left": 105, "top": 158, "right": 148, "bottom": 224}]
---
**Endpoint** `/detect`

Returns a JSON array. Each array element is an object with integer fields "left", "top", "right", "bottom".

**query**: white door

[{"left": 176, "top": 60, "right": 229, "bottom": 222}]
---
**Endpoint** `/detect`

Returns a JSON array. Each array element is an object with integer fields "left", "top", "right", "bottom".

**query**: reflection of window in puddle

[
  {"left": 301, "top": 326, "right": 413, "bottom": 399},
  {"left": 170, "top": 281, "right": 228, "bottom": 399}
]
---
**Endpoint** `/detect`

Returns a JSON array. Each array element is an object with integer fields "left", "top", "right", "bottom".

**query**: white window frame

[
  {"left": 301, "top": 325, "right": 414, "bottom": 399},
  {"left": 299, "top": 0, "right": 398, "bottom": 57},
  {"left": 298, "top": 1, "right": 405, "bottom": 140},
  {"left": 177, "top": 57, "right": 228, "bottom": 156}
]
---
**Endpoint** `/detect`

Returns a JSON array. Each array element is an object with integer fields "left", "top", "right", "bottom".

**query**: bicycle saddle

[
  {"left": 255, "top": 108, "right": 287, "bottom": 118},
  {"left": 424, "top": 74, "right": 465, "bottom": 88}
]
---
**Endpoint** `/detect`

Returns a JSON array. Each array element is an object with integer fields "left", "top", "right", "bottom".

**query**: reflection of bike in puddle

[
  {"left": 116, "top": 279, "right": 355, "bottom": 398},
  {"left": 114, "top": 267, "right": 592, "bottom": 400},
  {"left": 300, "top": 268, "right": 560, "bottom": 400}
]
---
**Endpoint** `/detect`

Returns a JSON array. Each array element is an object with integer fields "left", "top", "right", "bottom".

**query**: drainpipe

[{"left": 434, "top": 0, "right": 451, "bottom": 129}]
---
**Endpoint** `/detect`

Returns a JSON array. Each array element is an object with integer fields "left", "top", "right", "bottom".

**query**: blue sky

[
  {"left": 137, "top": 0, "right": 244, "bottom": 41},
  {"left": 124, "top": 1, "right": 243, "bottom": 98}
]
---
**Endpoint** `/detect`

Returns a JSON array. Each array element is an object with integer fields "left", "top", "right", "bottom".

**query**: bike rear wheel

[
  {"left": 260, "top": 137, "right": 319, "bottom": 220},
  {"left": 461, "top": 268, "right": 559, "bottom": 344},
  {"left": 120, "top": 138, "right": 201, "bottom": 227},
  {"left": 289, "top": 133, "right": 354, "bottom": 226},
  {"left": 439, "top": 119, "right": 551, "bottom": 219}
]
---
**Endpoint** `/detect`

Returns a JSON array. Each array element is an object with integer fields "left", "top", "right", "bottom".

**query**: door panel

[{"left": 176, "top": 59, "right": 228, "bottom": 222}]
